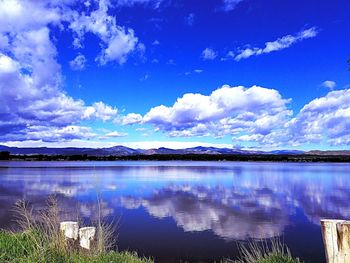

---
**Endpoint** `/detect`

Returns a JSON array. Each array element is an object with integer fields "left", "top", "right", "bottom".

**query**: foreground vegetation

[
  {"left": 0, "top": 231, "right": 303, "bottom": 263},
  {"left": 0, "top": 198, "right": 303, "bottom": 263},
  {"left": 0, "top": 198, "right": 152, "bottom": 263},
  {"left": 0, "top": 230, "right": 151, "bottom": 263},
  {"left": 0, "top": 231, "right": 304, "bottom": 263},
  {"left": 225, "top": 239, "right": 303, "bottom": 263}
]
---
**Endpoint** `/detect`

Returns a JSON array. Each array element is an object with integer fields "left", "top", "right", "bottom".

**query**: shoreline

[{"left": 1, "top": 153, "right": 350, "bottom": 163}]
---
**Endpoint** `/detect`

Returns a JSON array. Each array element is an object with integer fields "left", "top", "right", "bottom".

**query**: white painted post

[
  {"left": 320, "top": 219, "right": 350, "bottom": 263},
  {"left": 79, "top": 227, "right": 96, "bottom": 250},
  {"left": 60, "top": 221, "right": 79, "bottom": 240}
]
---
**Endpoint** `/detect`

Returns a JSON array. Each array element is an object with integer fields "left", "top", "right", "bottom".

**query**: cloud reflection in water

[{"left": 0, "top": 162, "right": 350, "bottom": 243}]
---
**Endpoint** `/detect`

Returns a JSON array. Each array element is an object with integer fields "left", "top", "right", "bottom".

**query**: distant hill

[
  {"left": 0, "top": 145, "right": 308, "bottom": 156},
  {"left": 307, "top": 150, "right": 350, "bottom": 156},
  {"left": 268, "top": 150, "right": 305, "bottom": 155},
  {"left": 0, "top": 145, "right": 139, "bottom": 156}
]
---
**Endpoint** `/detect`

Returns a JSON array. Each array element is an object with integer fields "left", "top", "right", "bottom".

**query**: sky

[{"left": 0, "top": 0, "right": 349, "bottom": 150}]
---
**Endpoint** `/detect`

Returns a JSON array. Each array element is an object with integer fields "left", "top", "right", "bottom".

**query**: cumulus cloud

[
  {"left": 286, "top": 89, "right": 350, "bottom": 146},
  {"left": 201, "top": 48, "right": 217, "bottom": 60},
  {"left": 25, "top": 125, "right": 96, "bottom": 142},
  {"left": 321, "top": 80, "right": 336, "bottom": 90},
  {"left": 121, "top": 113, "right": 143, "bottom": 125},
  {"left": 0, "top": 0, "right": 61, "bottom": 33},
  {"left": 83, "top": 102, "right": 118, "bottom": 121},
  {"left": 70, "top": 54, "right": 87, "bottom": 70},
  {"left": 68, "top": 0, "right": 141, "bottom": 65},
  {"left": 118, "top": 82, "right": 350, "bottom": 147},
  {"left": 234, "top": 27, "right": 318, "bottom": 61},
  {"left": 97, "top": 29, "right": 139, "bottom": 64},
  {"left": 0, "top": 0, "right": 120, "bottom": 143},
  {"left": 126, "top": 85, "right": 292, "bottom": 141}
]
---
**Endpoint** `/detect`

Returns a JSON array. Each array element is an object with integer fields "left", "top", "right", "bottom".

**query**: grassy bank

[
  {"left": 0, "top": 230, "right": 303, "bottom": 263},
  {"left": 0, "top": 229, "right": 152, "bottom": 263},
  {"left": 225, "top": 239, "right": 303, "bottom": 263}
]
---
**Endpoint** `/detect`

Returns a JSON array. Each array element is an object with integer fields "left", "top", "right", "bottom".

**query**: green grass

[
  {"left": 254, "top": 253, "right": 301, "bottom": 263},
  {"left": 0, "top": 230, "right": 153, "bottom": 263},
  {"left": 223, "top": 239, "right": 303, "bottom": 263}
]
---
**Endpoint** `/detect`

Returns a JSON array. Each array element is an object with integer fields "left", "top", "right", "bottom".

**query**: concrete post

[
  {"left": 60, "top": 221, "right": 79, "bottom": 240},
  {"left": 79, "top": 226, "right": 96, "bottom": 250}
]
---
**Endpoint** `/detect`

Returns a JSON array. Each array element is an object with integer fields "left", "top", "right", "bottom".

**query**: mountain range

[{"left": 0, "top": 144, "right": 340, "bottom": 156}]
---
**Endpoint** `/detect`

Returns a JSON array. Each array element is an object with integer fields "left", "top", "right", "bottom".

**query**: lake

[{"left": 1, "top": 161, "right": 349, "bottom": 262}]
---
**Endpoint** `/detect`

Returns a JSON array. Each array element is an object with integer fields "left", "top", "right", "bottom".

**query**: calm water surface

[{"left": 1, "top": 161, "right": 349, "bottom": 262}]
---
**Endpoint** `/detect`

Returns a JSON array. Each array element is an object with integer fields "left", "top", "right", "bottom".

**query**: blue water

[{"left": 1, "top": 161, "right": 349, "bottom": 262}]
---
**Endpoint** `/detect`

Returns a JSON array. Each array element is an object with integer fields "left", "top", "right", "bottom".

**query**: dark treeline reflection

[{"left": 0, "top": 161, "right": 347, "bottom": 262}]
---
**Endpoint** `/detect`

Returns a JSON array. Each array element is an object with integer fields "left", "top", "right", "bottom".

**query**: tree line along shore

[{"left": 1, "top": 151, "right": 350, "bottom": 162}]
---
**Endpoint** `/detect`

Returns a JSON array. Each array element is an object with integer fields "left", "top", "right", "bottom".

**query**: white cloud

[
  {"left": 201, "top": 48, "right": 217, "bottom": 60},
  {"left": 2, "top": 140, "right": 234, "bottom": 149},
  {"left": 152, "top": 40, "right": 160, "bottom": 45},
  {"left": 136, "top": 85, "right": 292, "bottom": 140},
  {"left": 23, "top": 125, "right": 96, "bottom": 142},
  {"left": 221, "top": 51, "right": 235, "bottom": 61},
  {"left": 97, "top": 28, "right": 139, "bottom": 64},
  {"left": 0, "top": 1, "right": 123, "bottom": 142},
  {"left": 116, "top": 0, "right": 164, "bottom": 8},
  {"left": 0, "top": 0, "right": 61, "bottom": 33},
  {"left": 321, "top": 80, "right": 336, "bottom": 90},
  {"left": 234, "top": 27, "right": 318, "bottom": 61},
  {"left": 99, "top": 131, "right": 128, "bottom": 139},
  {"left": 167, "top": 59, "right": 175, "bottom": 65},
  {"left": 185, "top": 69, "right": 203, "bottom": 75},
  {"left": 234, "top": 48, "right": 257, "bottom": 61},
  {"left": 69, "top": 0, "right": 141, "bottom": 65},
  {"left": 140, "top": 74, "right": 149, "bottom": 81},
  {"left": 106, "top": 131, "right": 127, "bottom": 137},
  {"left": 0, "top": 53, "right": 17, "bottom": 72},
  {"left": 0, "top": 33, "right": 9, "bottom": 49},
  {"left": 70, "top": 54, "right": 87, "bottom": 70},
  {"left": 118, "top": 86, "right": 350, "bottom": 147},
  {"left": 186, "top": 13, "right": 195, "bottom": 26},
  {"left": 83, "top": 102, "right": 118, "bottom": 121},
  {"left": 121, "top": 113, "right": 143, "bottom": 125},
  {"left": 222, "top": 0, "right": 244, "bottom": 11},
  {"left": 285, "top": 89, "right": 350, "bottom": 146}
]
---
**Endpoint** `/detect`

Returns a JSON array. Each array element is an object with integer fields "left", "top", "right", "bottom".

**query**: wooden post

[
  {"left": 60, "top": 221, "right": 79, "bottom": 240},
  {"left": 79, "top": 227, "right": 96, "bottom": 250},
  {"left": 320, "top": 219, "right": 350, "bottom": 263}
]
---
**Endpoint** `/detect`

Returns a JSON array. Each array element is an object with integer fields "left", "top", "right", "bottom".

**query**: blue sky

[{"left": 0, "top": 0, "right": 349, "bottom": 150}]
